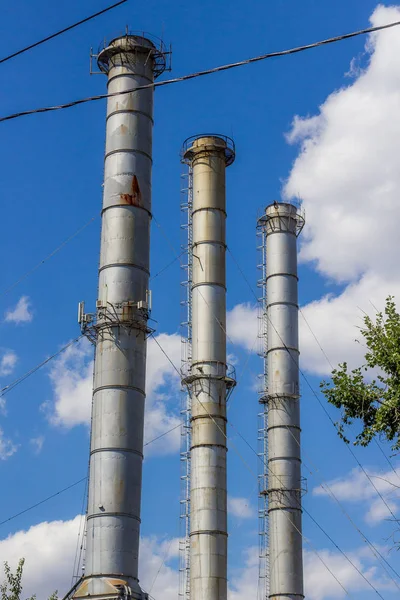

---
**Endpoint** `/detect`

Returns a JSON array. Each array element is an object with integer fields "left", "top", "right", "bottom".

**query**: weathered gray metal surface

[
  {"left": 182, "top": 136, "right": 235, "bottom": 600},
  {"left": 260, "top": 202, "right": 305, "bottom": 600},
  {"left": 73, "top": 34, "right": 165, "bottom": 600}
]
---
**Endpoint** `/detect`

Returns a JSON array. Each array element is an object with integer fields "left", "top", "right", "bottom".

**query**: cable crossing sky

[{"left": 1, "top": 18, "right": 400, "bottom": 123}]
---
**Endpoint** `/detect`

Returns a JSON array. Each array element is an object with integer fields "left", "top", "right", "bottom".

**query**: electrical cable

[
  {"left": 150, "top": 251, "right": 186, "bottom": 282},
  {"left": 0, "top": 425, "right": 181, "bottom": 530},
  {"left": 0, "top": 477, "right": 87, "bottom": 527},
  {"left": 148, "top": 536, "right": 175, "bottom": 595},
  {"left": 296, "top": 310, "right": 400, "bottom": 525},
  {"left": 227, "top": 246, "right": 400, "bottom": 590},
  {"left": 71, "top": 474, "right": 89, "bottom": 587},
  {"left": 0, "top": 208, "right": 179, "bottom": 303},
  {"left": 152, "top": 217, "right": 252, "bottom": 371},
  {"left": 2, "top": 19, "right": 400, "bottom": 123},
  {"left": 0, "top": 1, "right": 128, "bottom": 65},
  {"left": 1, "top": 216, "right": 97, "bottom": 297},
  {"left": 299, "top": 307, "right": 334, "bottom": 370},
  {"left": 273, "top": 407, "right": 400, "bottom": 588},
  {"left": 369, "top": 475, "right": 400, "bottom": 490},
  {"left": 189, "top": 235, "right": 398, "bottom": 592},
  {"left": 152, "top": 217, "right": 355, "bottom": 593},
  {"left": 0, "top": 335, "right": 84, "bottom": 398},
  {"left": 149, "top": 334, "right": 389, "bottom": 598},
  {"left": 228, "top": 420, "right": 386, "bottom": 600},
  {"left": 152, "top": 215, "right": 180, "bottom": 258},
  {"left": 228, "top": 244, "right": 400, "bottom": 527},
  {"left": 373, "top": 439, "right": 400, "bottom": 486},
  {"left": 144, "top": 423, "right": 181, "bottom": 447}
]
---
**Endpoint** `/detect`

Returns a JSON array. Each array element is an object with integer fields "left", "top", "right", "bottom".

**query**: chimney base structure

[
  {"left": 181, "top": 135, "right": 235, "bottom": 600},
  {"left": 71, "top": 33, "right": 168, "bottom": 600},
  {"left": 257, "top": 202, "right": 305, "bottom": 600}
]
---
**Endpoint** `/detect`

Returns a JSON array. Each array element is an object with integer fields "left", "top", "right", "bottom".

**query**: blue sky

[{"left": 1, "top": 1, "right": 400, "bottom": 598}]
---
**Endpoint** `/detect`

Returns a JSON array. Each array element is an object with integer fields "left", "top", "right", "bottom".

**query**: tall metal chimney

[
  {"left": 74, "top": 33, "right": 168, "bottom": 600},
  {"left": 257, "top": 202, "right": 305, "bottom": 600},
  {"left": 181, "top": 135, "right": 236, "bottom": 600}
]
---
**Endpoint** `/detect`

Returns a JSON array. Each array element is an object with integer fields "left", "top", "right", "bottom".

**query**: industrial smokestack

[
  {"left": 74, "top": 33, "right": 168, "bottom": 600},
  {"left": 257, "top": 202, "right": 305, "bottom": 600},
  {"left": 181, "top": 135, "right": 235, "bottom": 600}
]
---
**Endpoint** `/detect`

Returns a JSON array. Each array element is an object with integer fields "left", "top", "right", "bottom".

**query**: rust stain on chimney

[{"left": 120, "top": 175, "right": 142, "bottom": 206}]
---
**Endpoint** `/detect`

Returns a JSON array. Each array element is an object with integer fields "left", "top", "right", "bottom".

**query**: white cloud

[
  {"left": 30, "top": 435, "right": 45, "bottom": 455},
  {"left": 4, "top": 296, "right": 33, "bottom": 324},
  {"left": 227, "top": 303, "right": 259, "bottom": 352},
  {"left": 0, "top": 518, "right": 396, "bottom": 600},
  {"left": 313, "top": 464, "right": 400, "bottom": 525},
  {"left": 229, "top": 546, "right": 259, "bottom": 600},
  {"left": 138, "top": 536, "right": 180, "bottom": 600},
  {"left": 0, "top": 427, "right": 18, "bottom": 460},
  {"left": 228, "top": 496, "right": 255, "bottom": 519},
  {"left": 228, "top": 543, "right": 396, "bottom": 600},
  {"left": 298, "top": 273, "right": 400, "bottom": 375},
  {"left": 303, "top": 545, "right": 396, "bottom": 599},
  {"left": 0, "top": 517, "right": 180, "bottom": 600},
  {"left": 46, "top": 340, "right": 93, "bottom": 429},
  {"left": 0, "top": 350, "right": 18, "bottom": 376},
  {"left": 0, "top": 516, "right": 81, "bottom": 598},
  {"left": 46, "top": 334, "right": 182, "bottom": 456},
  {"left": 226, "top": 9, "right": 400, "bottom": 378},
  {"left": 285, "top": 6, "right": 400, "bottom": 283},
  {"left": 281, "top": 5, "right": 400, "bottom": 375}
]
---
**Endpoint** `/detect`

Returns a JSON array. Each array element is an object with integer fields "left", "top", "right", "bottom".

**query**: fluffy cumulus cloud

[
  {"left": 228, "top": 544, "right": 396, "bottom": 600},
  {"left": 0, "top": 516, "right": 81, "bottom": 598},
  {"left": 0, "top": 350, "right": 18, "bottom": 377},
  {"left": 45, "top": 334, "right": 181, "bottom": 456},
  {"left": 227, "top": 303, "right": 259, "bottom": 352},
  {"left": 0, "top": 517, "right": 397, "bottom": 600},
  {"left": 229, "top": 546, "right": 259, "bottom": 600},
  {"left": 303, "top": 545, "right": 396, "bottom": 599},
  {"left": 143, "top": 332, "right": 181, "bottom": 454},
  {"left": 0, "top": 517, "right": 180, "bottom": 600},
  {"left": 226, "top": 8, "right": 400, "bottom": 377},
  {"left": 282, "top": 4, "right": 400, "bottom": 374},
  {"left": 313, "top": 464, "right": 400, "bottom": 525},
  {"left": 46, "top": 340, "right": 93, "bottom": 429},
  {"left": 4, "top": 296, "right": 33, "bottom": 324},
  {"left": 226, "top": 299, "right": 366, "bottom": 376}
]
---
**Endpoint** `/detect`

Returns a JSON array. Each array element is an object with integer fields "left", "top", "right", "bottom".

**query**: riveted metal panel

[
  {"left": 261, "top": 202, "right": 305, "bottom": 600},
  {"left": 182, "top": 136, "right": 235, "bottom": 600}
]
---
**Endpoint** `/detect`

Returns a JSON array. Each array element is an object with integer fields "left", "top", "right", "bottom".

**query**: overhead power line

[
  {"left": 150, "top": 334, "right": 389, "bottom": 599},
  {"left": 228, "top": 419, "right": 387, "bottom": 600},
  {"left": 300, "top": 306, "right": 400, "bottom": 490},
  {"left": 0, "top": 477, "right": 87, "bottom": 527},
  {"left": 0, "top": 212, "right": 180, "bottom": 300},
  {"left": 273, "top": 407, "right": 400, "bottom": 588},
  {"left": 1, "top": 215, "right": 97, "bottom": 297},
  {"left": 0, "top": 424, "right": 180, "bottom": 530},
  {"left": 296, "top": 310, "right": 400, "bottom": 525},
  {"left": 1, "top": 18, "right": 400, "bottom": 124},
  {"left": 152, "top": 216, "right": 397, "bottom": 591},
  {"left": 226, "top": 247, "right": 400, "bottom": 587},
  {"left": 227, "top": 245, "right": 400, "bottom": 529},
  {"left": 0, "top": 0, "right": 128, "bottom": 65},
  {"left": 0, "top": 335, "right": 84, "bottom": 398}
]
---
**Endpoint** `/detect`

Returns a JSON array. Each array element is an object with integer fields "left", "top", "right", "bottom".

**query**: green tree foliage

[
  {"left": 321, "top": 296, "right": 400, "bottom": 451},
  {"left": 0, "top": 559, "right": 57, "bottom": 600}
]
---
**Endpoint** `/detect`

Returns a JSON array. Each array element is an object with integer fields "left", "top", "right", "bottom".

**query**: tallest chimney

[{"left": 74, "top": 33, "right": 167, "bottom": 600}]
